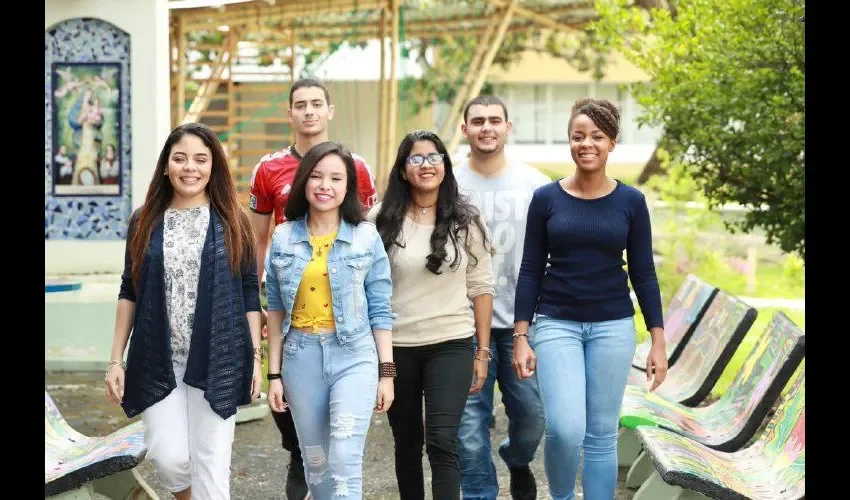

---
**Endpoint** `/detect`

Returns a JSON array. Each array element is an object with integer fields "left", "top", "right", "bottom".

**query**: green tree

[
  {"left": 592, "top": 0, "right": 805, "bottom": 259},
  {"left": 399, "top": 27, "right": 609, "bottom": 117}
]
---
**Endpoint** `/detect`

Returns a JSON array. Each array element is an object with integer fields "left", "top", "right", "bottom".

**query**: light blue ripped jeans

[
  {"left": 531, "top": 315, "right": 636, "bottom": 500},
  {"left": 282, "top": 328, "right": 378, "bottom": 500}
]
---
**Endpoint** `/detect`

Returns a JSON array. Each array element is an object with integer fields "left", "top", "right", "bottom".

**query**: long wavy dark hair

[
  {"left": 284, "top": 141, "right": 364, "bottom": 225},
  {"left": 130, "top": 123, "right": 256, "bottom": 285},
  {"left": 375, "top": 129, "right": 487, "bottom": 274}
]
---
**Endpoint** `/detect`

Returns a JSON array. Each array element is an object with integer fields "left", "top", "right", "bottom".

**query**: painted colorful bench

[
  {"left": 619, "top": 290, "right": 757, "bottom": 465},
  {"left": 631, "top": 371, "right": 805, "bottom": 500},
  {"left": 631, "top": 274, "right": 718, "bottom": 373},
  {"left": 626, "top": 289, "right": 757, "bottom": 404},
  {"left": 45, "top": 392, "right": 158, "bottom": 499},
  {"left": 621, "top": 312, "right": 805, "bottom": 487}
]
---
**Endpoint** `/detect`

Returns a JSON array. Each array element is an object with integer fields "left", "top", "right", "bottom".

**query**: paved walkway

[{"left": 46, "top": 371, "right": 636, "bottom": 499}]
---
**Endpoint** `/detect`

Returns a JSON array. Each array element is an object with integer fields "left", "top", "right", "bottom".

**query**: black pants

[
  {"left": 388, "top": 337, "right": 474, "bottom": 500},
  {"left": 272, "top": 407, "right": 301, "bottom": 458}
]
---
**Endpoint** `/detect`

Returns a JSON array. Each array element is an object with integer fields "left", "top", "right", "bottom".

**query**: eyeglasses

[{"left": 406, "top": 153, "right": 445, "bottom": 168}]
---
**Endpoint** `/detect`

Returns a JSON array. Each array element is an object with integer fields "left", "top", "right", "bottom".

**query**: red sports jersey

[{"left": 249, "top": 146, "right": 378, "bottom": 226}]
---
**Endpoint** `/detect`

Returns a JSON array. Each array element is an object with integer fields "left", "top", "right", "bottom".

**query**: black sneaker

[
  {"left": 286, "top": 452, "right": 310, "bottom": 500},
  {"left": 509, "top": 465, "right": 537, "bottom": 500}
]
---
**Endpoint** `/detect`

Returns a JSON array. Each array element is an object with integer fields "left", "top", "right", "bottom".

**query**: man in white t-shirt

[{"left": 454, "top": 95, "right": 550, "bottom": 500}]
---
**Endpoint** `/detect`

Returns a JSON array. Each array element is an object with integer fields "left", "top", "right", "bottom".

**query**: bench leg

[
  {"left": 626, "top": 450, "right": 656, "bottom": 489},
  {"left": 633, "top": 470, "right": 684, "bottom": 500},
  {"left": 92, "top": 468, "right": 159, "bottom": 500},
  {"left": 236, "top": 392, "right": 271, "bottom": 424},
  {"left": 617, "top": 427, "right": 642, "bottom": 467}
]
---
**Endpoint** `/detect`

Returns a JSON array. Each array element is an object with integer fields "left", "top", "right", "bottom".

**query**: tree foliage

[
  {"left": 592, "top": 0, "right": 805, "bottom": 259},
  {"left": 396, "top": 0, "right": 609, "bottom": 116}
]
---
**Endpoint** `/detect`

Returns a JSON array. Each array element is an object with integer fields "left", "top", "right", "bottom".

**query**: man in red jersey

[{"left": 249, "top": 78, "right": 377, "bottom": 500}]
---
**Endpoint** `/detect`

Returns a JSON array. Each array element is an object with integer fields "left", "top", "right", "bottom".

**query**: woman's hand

[
  {"left": 251, "top": 359, "right": 263, "bottom": 400},
  {"left": 512, "top": 337, "right": 537, "bottom": 380},
  {"left": 646, "top": 340, "right": 668, "bottom": 392},
  {"left": 105, "top": 365, "right": 125, "bottom": 405},
  {"left": 469, "top": 358, "right": 488, "bottom": 395},
  {"left": 267, "top": 379, "right": 288, "bottom": 413},
  {"left": 375, "top": 378, "right": 395, "bottom": 413}
]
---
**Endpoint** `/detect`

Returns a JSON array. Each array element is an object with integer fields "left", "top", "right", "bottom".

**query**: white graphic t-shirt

[{"left": 455, "top": 158, "right": 551, "bottom": 329}]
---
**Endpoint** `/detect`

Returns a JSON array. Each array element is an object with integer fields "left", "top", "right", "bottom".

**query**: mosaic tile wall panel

[{"left": 45, "top": 18, "right": 131, "bottom": 240}]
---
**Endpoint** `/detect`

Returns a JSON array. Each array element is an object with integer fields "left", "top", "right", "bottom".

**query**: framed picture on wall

[{"left": 51, "top": 62, "right": 122, "bottom": 196}]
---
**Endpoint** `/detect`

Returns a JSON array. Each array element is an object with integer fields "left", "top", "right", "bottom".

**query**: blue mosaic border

[{"left": 45, "top": 18, "right": 131, "bottom": 240}]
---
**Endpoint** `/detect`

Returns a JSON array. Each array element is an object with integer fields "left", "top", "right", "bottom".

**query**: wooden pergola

[{"left": 168, "top": 0, "right": 597, "bottom": 195}]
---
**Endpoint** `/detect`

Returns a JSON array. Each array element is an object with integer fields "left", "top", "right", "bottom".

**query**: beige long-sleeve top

[{"left": 368, "top": 204, "right": 495, "bottom": 347}]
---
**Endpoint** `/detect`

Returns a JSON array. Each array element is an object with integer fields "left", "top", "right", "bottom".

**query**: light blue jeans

[
  {"left": 531, "top": 315, "right": 636, "bottom": 500},
  {"left": 458, "top": 328, "right": 545, "bottom": 499},
  {"left": 281, "top": 329, "right": 378, "bottom": 500}
]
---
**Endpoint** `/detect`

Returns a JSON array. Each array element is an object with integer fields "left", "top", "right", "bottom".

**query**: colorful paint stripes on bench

[
  {"left": 45, "top": 392, "right": 148, "bottom": 496},
  {"left": 621, "top": 312, "right": 804, "bottom": 451},
  {"left": 635, "top": 371, "right": 804, "bottom": 500},
  {"left": 632, "top": 274, "right": 718, "bottom": 371},
  {"left": 627, "top": 290, "right": 757, "bottom": 406}
]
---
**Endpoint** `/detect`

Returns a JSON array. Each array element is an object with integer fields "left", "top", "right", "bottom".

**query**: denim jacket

[{"left": 265, "top": 216, "right": 395, "bottom": 347}]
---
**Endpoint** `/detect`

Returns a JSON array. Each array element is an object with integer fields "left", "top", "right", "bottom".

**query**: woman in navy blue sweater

[{"left": 511, "top": 98, "right": 667, "bottom": 500}]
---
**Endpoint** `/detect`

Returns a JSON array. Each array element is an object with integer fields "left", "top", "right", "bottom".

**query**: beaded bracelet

[{"left": 379, "top": 362, "right": 397, "bottom": 378}]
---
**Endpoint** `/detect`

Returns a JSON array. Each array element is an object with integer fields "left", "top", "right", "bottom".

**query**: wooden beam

[
  {"left": 385, "top": 0, "right": 400, "bottom": 176},
  {"left": 490, "top": 0, "right": 583, "bottom": 33},
  {"left": 232, "top": 116, "right": 290, "bottom": 124},
  {"left": 177, "top": 0, "right": 380, "bottom": 21},
  {"left": 447, "top": 0, "right": 519, "bottom": 153},
  {"left": 437, "top": 8, "right": 501, "bottom": 139},
  {"left": 181, "top": 0, "right": 385, "bottom": 30},
  {"left": 227, "top": 28, "right": 237, "bottom": 162},
  {"left": 182, "top": 2, "right": 594, "bottom": 31},
  {"left": 183, "top": 36, "right": 232, "bottom": 124},
  {"left": 234, "top": 101, "right": 287, "bottom": 109},
  {"left": 376, "top": 5, "right": 386, "bottom": 190},
  {"left": 176, "top": 14, "right": 187, "bottom": 125},
  {"left": 290, "top": 25, "right": 297, "bottom": 144}
]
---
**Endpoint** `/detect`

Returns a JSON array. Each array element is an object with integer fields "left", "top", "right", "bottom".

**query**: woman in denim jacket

[{"left": 265, "top": 141, "right": 395, "bottom": 500}]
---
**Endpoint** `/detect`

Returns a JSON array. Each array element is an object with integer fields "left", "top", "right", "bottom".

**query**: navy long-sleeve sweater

[{"left": 514, "top": 180, "right": 664, "bottom": 331}]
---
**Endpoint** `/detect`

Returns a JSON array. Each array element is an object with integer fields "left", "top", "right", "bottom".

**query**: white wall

[{"left": 45, "top": 0, "right": 171, "bottom": 275}]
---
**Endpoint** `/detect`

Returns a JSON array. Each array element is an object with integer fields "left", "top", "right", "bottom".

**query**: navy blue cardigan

[{"left": 118, "top": 208, "right": 260, "bottom": 420}]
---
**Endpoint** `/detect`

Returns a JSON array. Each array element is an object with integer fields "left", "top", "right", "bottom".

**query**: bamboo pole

[
  {"left": 181, "top": 1, "right": 386, "bottom": 30},
  {"left": 490, "top": 0, "right": 582, "bottom": 33},
  {"left": 447, "top": 0, "right": 519, "bottom": 153},
  {"left": 385, "top": 0, "right": 400, "bottom": 178},
  {"left": 183, "top": 36, "right": 232, "bottom": 124},
  {"left": 177, "top": 0, "right": 384, "bottom": 21},
  {"left": 436, "top": 10, "right": 500, "bottom": 139},
  {"left": 176, "top": 15, "right": 187, "bottom": 125},
  {"left": 227, "top": 28, "right": 237, "bottom": 171},
  {"left": 376, "top": 6, "right": 387, "bottom": 188},
  {"left": 290, "top": 26, "right": 297, "bottom": 145},
  {"left": 183, "top": 6, "right": 595, "bottom": 36}
]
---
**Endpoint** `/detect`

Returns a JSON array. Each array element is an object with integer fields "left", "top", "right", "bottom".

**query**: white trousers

[{"left": 141, "top": 363, "right": 236, "bottom": 499}]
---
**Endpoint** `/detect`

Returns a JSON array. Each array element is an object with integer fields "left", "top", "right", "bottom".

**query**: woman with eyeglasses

[{"left": 368, "top": 130, "right": 495, "bottom": 499}]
